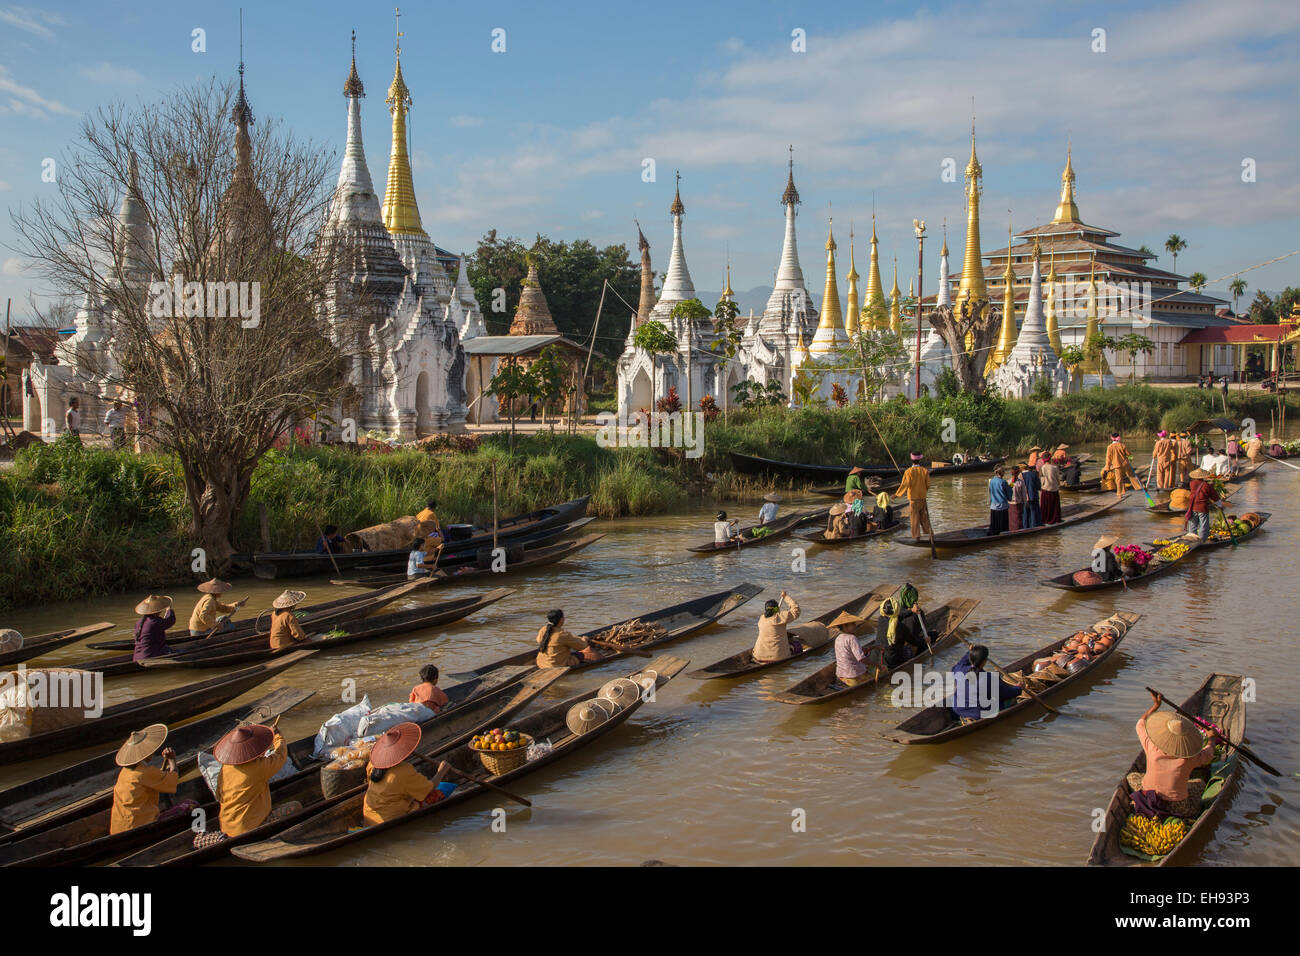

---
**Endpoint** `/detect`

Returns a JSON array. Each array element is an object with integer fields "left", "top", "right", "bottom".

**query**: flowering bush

[
  {"left": 830, "top": 383, "right": 849, "bottom": 408},
  {"left": 655, "top": 386, "right": 682, "bottom": 415},
  {"left": 699, "top": 394, "right": 719, "bottom": 423},
  {"left": 1112, "top": 544, "right": 1153, "bottom": 567}
]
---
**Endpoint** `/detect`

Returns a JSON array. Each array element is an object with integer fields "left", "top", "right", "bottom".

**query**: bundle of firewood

[{"left": 592, "top": 619, "right": 667, "bottom": 647}]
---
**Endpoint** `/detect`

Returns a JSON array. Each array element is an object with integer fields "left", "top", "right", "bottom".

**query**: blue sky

[{"left": 3, "top": 0, "right": 1299, "bottom": 323}]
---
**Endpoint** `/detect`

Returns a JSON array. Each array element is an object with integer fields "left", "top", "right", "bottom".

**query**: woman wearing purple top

[
  {"left": 830, "top": 610, "right": 882, "bottom": 687},
  {"left": 133, "top": 595, "right": 176, "bottom": 662}
]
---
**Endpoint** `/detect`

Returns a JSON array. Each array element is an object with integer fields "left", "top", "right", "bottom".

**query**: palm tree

[
  {"left": 1188, "top": 272, "right": 1208, "bottom": 292},
  {"left": 1229, "top": 278, "right": 1247, "bottom": 314},
  {"left": 1165, "top": 234, "right": 1187, "bottom": 273}
]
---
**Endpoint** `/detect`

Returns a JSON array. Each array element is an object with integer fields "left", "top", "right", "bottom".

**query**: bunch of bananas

[
  {"left": 1120, "top": 814, "right": 1189, "bottom": 856},
  {"left": 1152, "top": 538, "right": 1175, "bottom": 547},
  {"left": 1156, "top": 542, "right": 1189, "bottom": 561}
]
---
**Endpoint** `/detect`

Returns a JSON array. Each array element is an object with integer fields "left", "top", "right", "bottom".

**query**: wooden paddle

[
  {"left": 956, "top": 633, "right": 1061, "bottom": 716},
  {"left": 1265, "top": 453, "right": 1300, "bottom": 472},
  {"left": 444, "top": 764, "right": 533, "bottom": 807},
  {"left": 1145, "top": 687, "right": 1281, "bottom": 777},
  {"left": 915, "top": 607, "right": 936, "bottom": 662},
  {"left": 313, "top": 518, "right": 344, "bottom": 579}
]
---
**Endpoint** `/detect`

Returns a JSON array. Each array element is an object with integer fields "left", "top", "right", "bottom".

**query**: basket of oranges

[{"left": 469, "top": 728, "right": 534, "bottom": 775}]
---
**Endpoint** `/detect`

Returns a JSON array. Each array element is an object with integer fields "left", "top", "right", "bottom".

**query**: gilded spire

[
  {"left": 844, "top": 224, "right": 860, "bottom": 336},
  {"left": 344, "top": 30, "right": 365, "bottom": 97},
  {"left": 1080, "top": 256, "right": 1109, "bottom": 376},
  {"left": 1045, "top": 249, "right": 1061, "bottom": 352},
  {"left": 382, "top": 7, "right": 425, "bottom": 236},
  {"left": 1053, "top": 140, "right": 1080, "bottom": 224},
  {"left": 989, "top": 225, "right": 1017, "bottom": 369},
  {"left": 954, "top": 120, "right": 988, "bottom": 316},
  {"left": 809, "top": 219, "right": 847, "bottom": 354},
  {"left": 723, "top": 262, "right": 734, "bottom": 299},
  {"left": 670, "top": 170, "right": 685, "bottom": 217},
  {"left": 889, "top": 257, "right": 902, "bottom": 333},
  {"left": 864, "top": 214, "right": 885, "bottom": 327}
]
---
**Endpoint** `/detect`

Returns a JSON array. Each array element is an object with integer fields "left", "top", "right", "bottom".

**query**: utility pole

[{"left": 913, "top": 220, "right": 926, "bottom": 400}]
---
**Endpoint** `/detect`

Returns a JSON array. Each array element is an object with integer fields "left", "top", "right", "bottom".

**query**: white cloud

[
  {"left": 447, "top": 115, "right": 483, "bottom": 128},
  {"left": 0, "top": 65, "right": 76, "bottom": 118},
  {"left": 0, "top": 6, "right": 63, "bottom": 37},
  {"left": 2, "top": 257, "right": 29, "bottom": 277},
  {"left": 79, "top": 62, "right": 145, "bottom": 87}
]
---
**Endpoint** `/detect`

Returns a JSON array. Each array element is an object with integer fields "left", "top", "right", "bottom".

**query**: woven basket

[
  {"left": 320, "top": 762, "right": 366, "bottom": 798},
  {"left": 472, "top": 734, "right": 534, "bottom": 775}
]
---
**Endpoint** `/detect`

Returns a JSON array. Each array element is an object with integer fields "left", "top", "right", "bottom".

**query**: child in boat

[{"left": 409, "top": 663, "right": 450, "bottom": 714}]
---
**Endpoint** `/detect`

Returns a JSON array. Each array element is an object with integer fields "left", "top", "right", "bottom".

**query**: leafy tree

[
  {"left": 488, "top": 358, "right": 539, "bottom": 446},
  {"left": 1188, "top": 272, "right": 1207, "bottom": 292},
  {"left": 1164, "top": 234, "right": 1187, "bottom": 273},
  {"left": 711, "top": 297, "right": 743, "bottom": 424},
  {"left": 1138, "top": 245, "right": 1154, "bottom": 257},
  {"left": 1114, "top": 331, "right": 1155, "bottom": 385},
  {"left": 529, "top": 345, "right": 568, "bottom": 427},
  {"left": 762, "top": 380, "right": 787, "bottom": 407},
  {"left": 631, "top": 319, "right": 678, "bottom": 411},
  {"left": 468, "top": 232, "right": 640, "bottom": 357},
  {"left": 1058, "top": 344, "right": 1087, "bottom": 394},
  {"left": 837, "top": 326, "right": 907, "bottom": 403},
  {"left": 790, "top": 364, "right": 822, "bottom": 408},
  {"left": 1229, "top": 278, "right": 1247, "bottom": 314},
  {"left": 1249, "top": 289, "right": 1277, "bottom": 325}
]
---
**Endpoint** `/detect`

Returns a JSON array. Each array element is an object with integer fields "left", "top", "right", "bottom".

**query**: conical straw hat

[
  {"left": 0, "top": 629, "right": 22, "bottom": 653},
  {"left": 598, "top": 677, "right": 642, "bottom": 711},
  {"left": 566, "top": 700, "right": 609, "bottom": 736},
  {"left": 115, "top": 723, "right": 168, "bottom": 767},
  {"left": 196, "top": 578, "right": 233, "bottom": 594},
  {"left": 134, "top": 595, "right": 173, "bottom": 616},
  {"left": 1145, "top": 713, "right": 1205, "bottom": 759}
]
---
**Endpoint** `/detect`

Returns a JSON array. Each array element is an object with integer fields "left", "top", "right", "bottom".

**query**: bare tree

[
  {"left": 925, "top": 298, "right": 1001, "bottom": 392},
  {"left": 9, "top": 80, "right": 369, "bottom": 566}
]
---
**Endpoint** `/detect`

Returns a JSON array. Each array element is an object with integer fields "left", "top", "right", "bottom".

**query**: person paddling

[
  {"left": 1182, "top": 468, "right": 1222, "bottom": 542},
  {"left": 268, "top": 590, "right": 310, "bottom": 650},
  {"left": 1127, "top": 689, "right": 1215, "bottom": 818},
  {"left": 132, "top": 595, "right": 175, "bottom": 662},
  {"left": 713, "top": 511, "right": 740, "bottom": 546},
  {"left": 831, "top": 610, "right": 884, "bottom": 687},
  {"left": 950, "top": 644, "right": 1021, "bottom": 722},
  {"left": 844, "top": 465, "right": 868, "bottom": 496},
  {"left": 188, "top": 578, "right": 246, "bottom": 637},
  {"left": 752, "top": 591, "right": 800, "bottom": 663},
  {"left": 1103, "top": 432, "right": 1140, "bottom": 498},
  {"left": 362, "top": 722, "right": 456, "bottom": 826},
  {"left": 194, "top": 722, "right": 299, "bottom": 847},
  {"left": 877, "top": 586, "right": 927, "bottom": 668},
  {"left": 895, "top": 452, "right": 932, "bottom": 540},
  {"left": 109, "top": 724, "right": 179, "bottom": 835},
  {"left": 758, "top": 493, "right": 782, "bottom": 526},
  {"left": 536, "top": 609, "right": 596, "bottom": 668}
]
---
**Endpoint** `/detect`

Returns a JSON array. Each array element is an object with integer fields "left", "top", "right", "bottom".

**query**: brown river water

[{"left": 4, "top": 439, "right": 1298, "bottom": 866}]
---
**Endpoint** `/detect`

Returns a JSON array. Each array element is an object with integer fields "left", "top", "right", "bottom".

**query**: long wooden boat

[
  {"left": 1225, "top": 461, "right": 1265, "bottom": 482},
  {"left": 330, "top": 532, "right": 604, "bottom": 589},
  {"left": 448, "top": 583, "right": 764, "bottom": 681},
  {"left": 771, "top": 598, "right": 980, "bottom": 705},
  {"left": 1087, "top": 673, "right": 1246, "bottom": 867},
  {"left": 1041, "top": 513, "right": 1270, "bottom": 592},
  {"left": 0, "top": 686, "right": 315, "bottom": 840},
  {"left": 687, "top": 510, "right": 826, "bottom": 554},
  {"left": 0, "top": 622, "right": 114, "bottom": 668},
  {"left": 895, "top": 496, "right": 1126, "bottom": 551},
  {"left": 1062, "top": 463, "right": 1150, "bottom": 493},
  {"left": 795, "top": 505, "right": 911, "bottom": 545},
  {"left": 882, "top": 611, "right": 1141, "bottom": 745},
  {"left": 229, "top": 654, "right": 689, "bottom": 863},
  {"left": 139, "top": 588, "right": 516, "bottom": 671},
  {"left": 250, "top": 496, "right": 590, "bottom": 579},
  {"left": 84, "top": 576, "right": 435, "bottom": 652},
  {"left": 0, "top": 667, "right": 559, "bottom": 866},
  {"left": 0, "top": 649, "right": 316, "bottom": 766},
  {"left": 1145, "top": 483, "right": 1241, "bottom": 515},
  {"left": 685, "top": 586, "right": 896, "bottom": 681},
  {"left": 732, "top": 452, "right": 1003, "bottom": 483}
]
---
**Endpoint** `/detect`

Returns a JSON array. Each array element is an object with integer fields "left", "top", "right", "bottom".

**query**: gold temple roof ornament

[
  {"left": 1053, "top": 141, "right": 1080, "bottom": 224},
  {"left": 954, "top": 121, "right": 989, "bottom": 319},
  {"left": 382, "top": 9, "right": 425, "bottom": 237},
  {"left": 864, "top": 214, "right": 885, "bottom": 327},
  {"left": 814, "top": 219, "right": 844, "bottom": 333},
  {"left": 889, "top": 257, "right": 902, "bottom": 334},
  {"left": 844, "top": 225, "right": 860, "bottom": 336}
]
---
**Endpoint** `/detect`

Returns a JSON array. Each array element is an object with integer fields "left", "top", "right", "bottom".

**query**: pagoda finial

[
  {"left": 381, "top": 6, "right": 423, "bottom": 235},
  {"left": 723, "top": 261, "right": 734, "bottom": 298},
  {"left": 344, "top": 29, "right": 365, "bottom": 97},
  {"left": 954, "top": 115, "right": 989, "bottom": 315},
  {"left": 781, "top": 145, "right": 800, "bottom": 206},
  {"left": 1053, "top": 137, "right": 1080, "bottom": 223},
  {"left": 940, "top": 217, "right": 949, "bottom": 257},
  {"left": 670, "top": 170, "right": 685, "bottom": 217},
  {"left": 395, "top": 6, "right": 403, "bottom": 58}
]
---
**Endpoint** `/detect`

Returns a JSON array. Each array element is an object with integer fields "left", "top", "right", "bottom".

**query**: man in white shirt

[
  {"left": 1211, "top": 449, "right": 1233, "bottom": 478},
  {"left": 103, "top": 402, "right": 127, "bottom": 449},
  {"left": 757, "top": 493, "right": 781, "bottom": 525},
  {"left": 64, "top": 398, "right": 81, "bottom": 437},
  {"left": 713, "top": 511, "right": 738, "bottom": 545}
]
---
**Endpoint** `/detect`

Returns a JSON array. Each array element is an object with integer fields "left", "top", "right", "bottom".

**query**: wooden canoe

[
  {"left": 0, "top": 686, "right": 314, "bottom": 839},
  {"left": 795, "top": 505, "right": 911, "bottom": 545},
  {"left": 771, "top": 598, "right": 980, "bottom": 705},
  {"left": 0, "top": 649, "right": 317, "bottom": 766},
  {"left": 882, "top": 611, "right": 1142, "bottom": 745},
  {"left": 250, "top": 496, "right": 590, "bottom": 579},
  {"left": 0, "top": 667, "right": 560, "bottom": 866},
  {"left": 330, "top": 532, "right": 605, "bottom": 589},
  {"left": 688, "top": 510, "right": 826, "bottom": 554},
  {"left": 138, "top": 588, "right": 516, "bottom": 670},
  {"left": 1145, "top": 483, "right": 1240, "bottom": 515},
  {"left": 1087, "top": 673, "right": 1246, "bottom": 867},
  {"left": 732, "top": 452, "right": 1004, "bottom": 483},
  {"left": 1041, "top": 513, "right": 1270, "bottom": 592},
  {"left": 82, "top": 575, "right": 435, "bottom": 653},
  {"left": 895, "top": 496, "right": 1127, "bottom": 551},
  {"left": 229, "top": 654, "right": 690, "bottom": 863},
  {"left": 1062, "top": 463, "right": 1150, "bottom": 493},
  {"left": 448, "top": 583, "right": 764, "bottom": 681},
  {"left": 0, "top": 622, "right": 114, "bottom": 668},
  {"left": 808, "top": 457, "right": 1007, "bottom": 494},
  {"left": 685, "top": 586, "right": 897, "bottom": 680}
]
